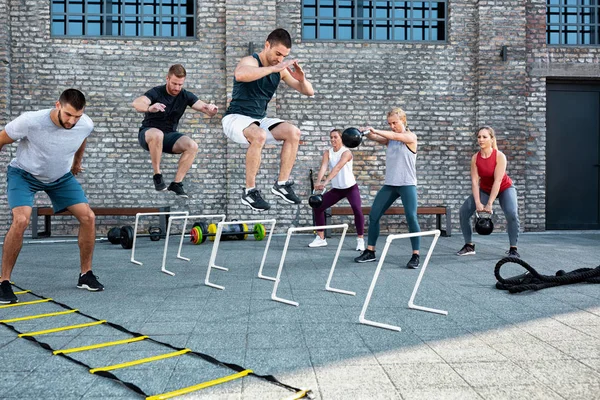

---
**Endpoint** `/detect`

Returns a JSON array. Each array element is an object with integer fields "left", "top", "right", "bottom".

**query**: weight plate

[
  {"left": 254, "top": 223, "right": 266, "bottom": 241},
  {"left": 120, "top": 225, "right": 134, "bottom": 249},
  {"left": 208, "top": 223, "right": 217, "bottom": 241},
  {"left": 242, "top": 223, "right": 249, "bottom": 240}
]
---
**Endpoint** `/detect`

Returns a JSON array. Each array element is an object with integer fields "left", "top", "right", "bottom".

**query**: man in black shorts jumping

[{"left": 132, "top": 64, "right": 218, "bottom": 198}]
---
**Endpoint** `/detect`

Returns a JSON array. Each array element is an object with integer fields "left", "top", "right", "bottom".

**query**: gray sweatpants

[{"left": 459, "top": 187, "right": 520, "bottom": 247}]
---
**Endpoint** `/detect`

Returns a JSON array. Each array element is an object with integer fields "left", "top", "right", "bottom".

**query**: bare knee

[
  {"left": 285, "top": 126, "right": 301, "bottom": 143},
  {"left": 246, "top": 129, "right": 267, "bottom": 147},
  {"left": 146, "top": 130, "right": 164, "bottom": 146},
  {"left": 78, "top": 210, "right": 96, "bottom": 227},
  {"left": 10, "top": 214, "right": 30, "bottom": 234}
]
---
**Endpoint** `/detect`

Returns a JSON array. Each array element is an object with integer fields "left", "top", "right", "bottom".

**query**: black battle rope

[
  {"left": 1, "top": 283, "right": 313, "bottom": 399},
  {"left": 495, "top": 256, "right": 600, "bottom": 293}
]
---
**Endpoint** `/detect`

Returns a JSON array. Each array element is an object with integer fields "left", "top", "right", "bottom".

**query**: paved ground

[{"left": 0, "top": 229, "right": 599, "bottom": 399}]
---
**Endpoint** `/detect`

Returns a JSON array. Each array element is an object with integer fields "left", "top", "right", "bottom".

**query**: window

[
  {"left": 547, "top": 0, "right": 599, "bottom": 45},
  {"left": 51, "top": 0, "right": 196, "bottom": 38},
  {"left": 302, "top": 0, "right": 447, "bottom": 41}
]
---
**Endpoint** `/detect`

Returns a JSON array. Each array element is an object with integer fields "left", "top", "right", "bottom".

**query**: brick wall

[{"left": 0, "top": 0, "right": 599, "bottom": 239}]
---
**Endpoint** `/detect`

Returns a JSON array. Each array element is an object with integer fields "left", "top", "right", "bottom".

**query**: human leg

[
  {"left": 169, "top": 134, "right": 198, "bottom": 183},
  {"left": 312, "top": 189, "right": 346, "bottom": 239},
  {"left": 355, "top": 186, "right": 398, "bottom": 263},
  {"left": 498, "top": 187, "right": 520, "bottom": 249},
  {"left": 398, "top": 185, "right": 421, "bottom": 268}
]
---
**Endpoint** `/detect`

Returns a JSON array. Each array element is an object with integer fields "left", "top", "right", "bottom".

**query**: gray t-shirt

[{"left": 5, "top": 109, "right": 93, "bottom": 182}]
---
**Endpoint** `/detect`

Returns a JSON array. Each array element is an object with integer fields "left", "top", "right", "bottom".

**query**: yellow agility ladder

[{"left": 0, "top": 282, "right": 313, "bottom": 400}]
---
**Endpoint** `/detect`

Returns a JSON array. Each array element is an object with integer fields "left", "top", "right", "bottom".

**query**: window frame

[
  {"left": 301, "top": 0, "right": 448, "bottom": 43},
  {"left": 50, "top": 0, "right": 197, "bottom": 39},
  {"left": 546, "top": 0, "right": 600, "bottom": 46}
]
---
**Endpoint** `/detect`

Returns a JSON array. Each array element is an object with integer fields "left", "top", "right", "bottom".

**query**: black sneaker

[
  {"left": 153, "top": 174, "right": 167, "bottom": 191},
  {"left": 77, "top": 271, "right": 104, "bottom": 292},
  {"left": 406, "top": 254, "right": 420, "bottom": 269},
  {"left": 168, "top": 182, "right": 189, "bottom": 198},
  {"left": 271, "top": 181, "right": 301, "bottom": 204},
  {"left": 506, "top": 247, "right": 520, "bottom": 258},
  {"left": 354, "top": 249, "right": 376, "bottom": 263},
  {"left": 0, "top": 280, "right": 18, "bottom": 304},
  {"left": 457, "top": 243, "right": 476, "bottom": 256},
  {"left": 241, "top": 189, "right": 271, "bottom": 211}
]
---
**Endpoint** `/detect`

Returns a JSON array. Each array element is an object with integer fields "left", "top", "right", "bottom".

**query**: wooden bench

[
  {"left": 325, "top": 206, "right": 451, "bottom": 237},
  {"left": 31, "top": 206, "right": 171, "bottom": 239}
]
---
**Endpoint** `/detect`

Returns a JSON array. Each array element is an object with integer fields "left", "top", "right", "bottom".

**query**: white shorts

[{"left": 222, "top": 114, "right": 285, "bottom": 145}]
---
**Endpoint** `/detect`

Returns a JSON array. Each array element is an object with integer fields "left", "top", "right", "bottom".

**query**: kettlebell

[
  {"left": 309, "top": 189, "right": 326, "bottom": 209},
  {"left": 474, "top": 211, "right": 494, "bottom": 235},
  {"left": 341, "top": 127, "right": 368, "bottom": 148}
]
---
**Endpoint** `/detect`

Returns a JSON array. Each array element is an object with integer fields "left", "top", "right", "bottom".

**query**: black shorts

[{"left": 138, "top": 128, "right": 184, "bottom": 154}]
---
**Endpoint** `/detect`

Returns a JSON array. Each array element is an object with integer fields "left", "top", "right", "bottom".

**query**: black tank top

[{"left": 225, "top": 53, "right": 281, "bottom": 119}]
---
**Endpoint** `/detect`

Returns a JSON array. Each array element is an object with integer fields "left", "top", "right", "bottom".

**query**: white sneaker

[
  {"left": 356, "top": 237, "right": 365, "bottom": 251},
  {"left": 308, "top": 236, "right": 328, "bottom": 248}
]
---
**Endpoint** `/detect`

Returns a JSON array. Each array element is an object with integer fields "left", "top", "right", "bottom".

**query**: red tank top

[{"left": 476, "top": 149, "right": 513, "bottom": 193}]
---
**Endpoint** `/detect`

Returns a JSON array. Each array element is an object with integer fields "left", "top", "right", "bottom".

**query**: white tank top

[{"left": 328, "top": 146, "right": 356, "bottom": 189}]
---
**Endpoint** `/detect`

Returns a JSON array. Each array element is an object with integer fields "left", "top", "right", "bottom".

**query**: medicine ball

[{"left": 474, "top": 212, "right": 494, "bottom": 235}]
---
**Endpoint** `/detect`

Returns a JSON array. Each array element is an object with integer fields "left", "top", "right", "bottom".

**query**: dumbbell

[
  {"left": 107, "top": 225, "right": 163, "bottom": 249},
  {"left": 189, "top": 222, "right": 267, "bottom": 244}
]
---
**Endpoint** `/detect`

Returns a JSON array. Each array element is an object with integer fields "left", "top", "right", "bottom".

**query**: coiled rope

[{"left": 495, "top": 256, "right": 600, "bottom": 293}]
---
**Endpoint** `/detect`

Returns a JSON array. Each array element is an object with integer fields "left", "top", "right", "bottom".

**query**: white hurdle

[
  {"left": 130, "top": 211, "right": 189, "bottom": 266},
  {"left": 160, "top": 214, "right": 226, "bottom": 276},
  {"left": 205, "top": 219, "right": 277, "bottom": 290},
  {"left": 359, "top": 229, "right": 447, "bottom": 332},
  {"left": 271, "top": 224, "right": 353, "bottom": 307}
]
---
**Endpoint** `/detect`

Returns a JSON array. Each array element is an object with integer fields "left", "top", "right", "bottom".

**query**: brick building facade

[{"left": 0, "top": 0, "right": 598, "bottom": 237}]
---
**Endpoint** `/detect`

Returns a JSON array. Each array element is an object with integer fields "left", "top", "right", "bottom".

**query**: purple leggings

[{"left": 313, "top": 184, "right": 364, "bottom": 235}]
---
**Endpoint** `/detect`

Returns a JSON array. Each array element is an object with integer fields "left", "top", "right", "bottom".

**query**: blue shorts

[
  {"left": 138, "top": 128, "right": 184, "bottom": 154},
  {"left": 6, "top": 166, "right": 88, "bottom": 213}
]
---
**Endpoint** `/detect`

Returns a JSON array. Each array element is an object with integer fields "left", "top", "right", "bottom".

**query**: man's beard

[{"left": 58, "top": 110, "right": 74, "bottom": 129}]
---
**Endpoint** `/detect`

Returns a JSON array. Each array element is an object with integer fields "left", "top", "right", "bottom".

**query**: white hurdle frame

[
  {"left": 130, "top": 211, "right": 189, "bottom": 266},
  {"left": 359, "top": 229, "right": 447, "bottom": 332},
  {"left": 271, "top": 224, "right": 353, "bottom": 307},
  {"left": 205, "top": 219, "right": 277, "bottom": 290},
  {"left": 160, "top": 214, "right": 227, "bottom": 276}
]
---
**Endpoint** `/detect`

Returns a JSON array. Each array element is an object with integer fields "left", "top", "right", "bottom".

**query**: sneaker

[
  {"left": 355, "top": 249, "right": 376, "bottom": 263},
  {"left": 406, "top": 254, "right": 420, "bottom": 269},
  {"left": 77, "top": 271, "right": 104, "bottom": 292},
  {"left": 356, "top": 237, "right": 365, "bottom": 251},
  {"left": 457, "top": 243, "right": 476, "bottom": 256},
  {"left": 506, "top": 247, "right": 520, "bottom": 258},
  {"left": 153, "top": 173, "right": 167, "bottom": 191},
  {"left": 241, "top": 189, "right": 271, "bottom": 211},
  {"left": 168, "top": 181, "right": 189, "bottom": 198},
  {"left": 308, "top": 236, "right": 327, "bottom": 248},
  {"left": 0, "top": 280, "right": 18, "bottom": 304},
  {"left": 271, "top": 181, "right": 301, "bottom": 204}
]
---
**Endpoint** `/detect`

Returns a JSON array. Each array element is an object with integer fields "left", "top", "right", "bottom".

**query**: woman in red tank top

[{"left": 456, "top": 126, "right": 521, "bottom": 258}]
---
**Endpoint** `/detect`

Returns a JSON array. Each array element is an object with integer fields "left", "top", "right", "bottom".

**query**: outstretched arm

[
  {"left": 315, "top": 150, "right": 330, "bottom": 190},
  {"left": 320, "top": 151, "right": 352, "bottom": 189},
  {"left": 132, "top": 95, "right": 166, "bottom": 113},
  {"left": 191, "top": 100, "right": 218, "bottom": 117},
  {"left": 234, "top": 56, "right": 295, "bottom": 82},
  {"left": 470, "top": 154, "right": 484, "bottom": 212},
  {"left": 0, "top": 129, "right": 16, "bottom": 152},
  {"left": 71, "top": 139, "right": 87, "bottom": 175},
  {"left": 281, "top": 62, "right": 315, "bottom": 96}
]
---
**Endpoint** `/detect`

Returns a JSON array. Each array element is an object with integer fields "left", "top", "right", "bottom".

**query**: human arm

[
  {"left": 234, "top": 56, "right": 296, "bottom": 82},
  {"left": 315, "top": 150, "right": 330, "bottom": 190},
  {"left": 0, "top": 129, "right": 16, "bottom": 152},
  {"left": 364, "top": 122, "right": 417, "bottom": 149},
  {"left": 318, "top": 150, "right": 353, "bottom": 189},
  {"left": 131, "top": 95, "right": 166, "bottom": 113},
  {"left": 191, "top": 100, "right": 218, "bottom": 117},
  {"left": 483, "top": 151, "right": 508, "bottom": 213},
  {"left": 470, "top": 154, "right": 485, "bottom": 212},
  {"left": 280, "top": 61, "right": 315, "bottom": 96},
  {"left": 71, "top": 139, "right": 87, "bottom": 175}
]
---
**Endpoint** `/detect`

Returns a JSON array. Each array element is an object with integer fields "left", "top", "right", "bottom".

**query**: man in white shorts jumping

[{"left": 222, "top": 28, "right": 314, "bottom": 211}]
